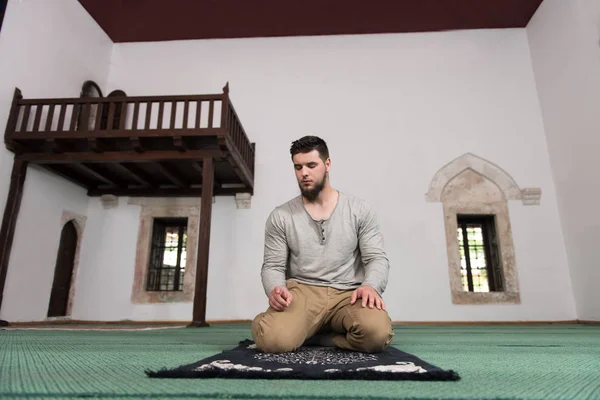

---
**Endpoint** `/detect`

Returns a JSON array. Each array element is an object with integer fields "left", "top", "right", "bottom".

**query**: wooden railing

[
  {"left": 5, "top": 86, "right": 255, "bottom": 177},
  {"left": 223, "top": 100, "right": 255, "bottom": 176}
]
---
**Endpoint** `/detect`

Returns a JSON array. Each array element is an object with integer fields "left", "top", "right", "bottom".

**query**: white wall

[
  {"left": 0, "top": 0, "right": 113, "bottom": 321},
  {"left": 70, "top": 198, "right": 140, "bottom": 321},
  {"left": 1, "top": 166, "right": 89, "bottom": 321},
  {"left": 527, "top": 0, "right": 600, "bottom": 321},
  {"left": 71, "top": 196, "right": 255, "bottom": 322},
  {"left": 93, "top": 29, "right": 576, "bottom": 322}
]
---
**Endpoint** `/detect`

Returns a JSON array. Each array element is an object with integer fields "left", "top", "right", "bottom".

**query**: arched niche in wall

[
  {"left": 47, "top": 211, "right": 87, "bottom": 318},
  {"left": 78, "top": 80, "right": 104, "bottom": 131},
  {"left": 101, "top": 89, "right": 127, "bottom": 130}
]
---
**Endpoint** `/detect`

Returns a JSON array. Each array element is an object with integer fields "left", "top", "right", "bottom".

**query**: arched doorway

[{"left": 47, "top": 221, "right": 78, "bottom": 317}]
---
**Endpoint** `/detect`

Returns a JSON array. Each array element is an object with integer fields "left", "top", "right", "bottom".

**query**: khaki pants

[{"left": 251, "top": 279, "right": 394, "bottom": 353}]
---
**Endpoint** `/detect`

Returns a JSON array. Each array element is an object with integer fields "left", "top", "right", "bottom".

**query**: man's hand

[
  {"left": 351, "top": 285, "right": 386, "bottom": 310},
  {"left": 269, "top": 286, "right": 293, "bottom": 311}
]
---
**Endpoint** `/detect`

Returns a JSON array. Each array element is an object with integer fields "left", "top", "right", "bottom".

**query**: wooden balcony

[{"left": 3, "top": 84, "right": 255, "bottom": 197}]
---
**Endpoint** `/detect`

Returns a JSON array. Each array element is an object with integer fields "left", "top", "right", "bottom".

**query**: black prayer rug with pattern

[{"left": 145, "top": 340, "right": 460, "bottom": 381}]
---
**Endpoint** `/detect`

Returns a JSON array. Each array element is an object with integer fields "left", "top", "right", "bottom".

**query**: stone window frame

[
  {"left": 129, "top": 198, "right": 200, "bottom": 304},
  {"left": 47, "top": 211, "right": 87, "bottom": 320},
  {"left": 426, "top": 153, "right": 541, "bottom": 305}
]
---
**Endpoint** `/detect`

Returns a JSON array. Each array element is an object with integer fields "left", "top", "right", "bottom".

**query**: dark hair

[{"left": 290, "top": 136, "right": 329, "bottom": 161}]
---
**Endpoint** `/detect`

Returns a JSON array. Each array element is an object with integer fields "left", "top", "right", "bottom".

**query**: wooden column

[
  {"left": 189, "top": 156, "right": 214, "bottom": 327},
  {"left": 0, "top": 158, "right": 28, "bottom": 325}
]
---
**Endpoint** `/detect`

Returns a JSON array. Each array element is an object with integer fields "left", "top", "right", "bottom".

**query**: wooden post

[
  {"left": 189, "top": 156, "right": 214, "bottom": 327},
  {"left": 0, "top": 158, "right": 28, "bottom": 325},
  {"left": 5, "top": 88, "right": 23, "bottom": 153}
]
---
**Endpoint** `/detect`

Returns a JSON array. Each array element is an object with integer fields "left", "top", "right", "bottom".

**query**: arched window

[{"left": 426, "top": 153, "right": 540, "bottom": 305}]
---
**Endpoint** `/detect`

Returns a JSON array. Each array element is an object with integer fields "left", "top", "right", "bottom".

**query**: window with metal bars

[
  {"left": 146, "top": 218, "right": 187, "bottom": 292},
  {"left": 457, "top": 215, "right": 503, "bottom": 292}
]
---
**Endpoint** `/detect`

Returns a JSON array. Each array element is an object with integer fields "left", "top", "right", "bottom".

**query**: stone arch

[
  {"left": 425, "top": 154, "right": 525, "bottom": 305},
  {"left": 426, "top": 153, "right": 522, "bottom": 202},
  {"left": 61, "top": 214, "right": 86, "bottom": 239}
]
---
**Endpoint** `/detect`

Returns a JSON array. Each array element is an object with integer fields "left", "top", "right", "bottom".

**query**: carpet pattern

[
  {"left": 146, "top": 339, "right": 460, "bottom": 380},
  {"left": 1, "top": 324, "right": 599, "bottom": 399}
]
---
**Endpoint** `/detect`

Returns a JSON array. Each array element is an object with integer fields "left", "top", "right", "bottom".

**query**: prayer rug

[{"left": 146, "top": 340, "right": 460, "bottom": 381}]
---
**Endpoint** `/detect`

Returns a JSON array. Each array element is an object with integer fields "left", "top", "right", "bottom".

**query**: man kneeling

[{"left": 251, "top": 136, "right": 394, "bottom": 354}]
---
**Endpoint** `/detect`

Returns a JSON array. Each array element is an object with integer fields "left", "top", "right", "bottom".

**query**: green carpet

[{"left": 1, "top": 324, "right": 599, "bottom": 400}]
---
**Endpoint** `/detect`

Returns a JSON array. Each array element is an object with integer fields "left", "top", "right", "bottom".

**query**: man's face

[{"left": 292, "top": 150, "right": 330, "bottom": 201}]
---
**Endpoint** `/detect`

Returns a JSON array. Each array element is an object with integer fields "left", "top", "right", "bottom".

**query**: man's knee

[
  {"left": 251, "top": 312, "right": 303, "bottom": 353},
  {"left": 360, "top": 322, "right": 394, "bottom": 352},
  {"left": 347, "top": 311, "right": 394, "bottom": 353}
]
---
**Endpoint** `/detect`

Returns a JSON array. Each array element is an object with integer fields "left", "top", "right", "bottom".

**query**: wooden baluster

[
  {"left": 44, "top": 105, "right": 55, "bottom": 132},
  {"left": 32, "top": 105, "right": 43, "bottom": 132},
  {"left": 170, "top": 101, "right": 177, "bottom": 129},
  {"left": 182, "top": 101, "right": 189, "bottom": 130},
  {"left": 172, "top": 101, "right": 185, "bottom": 151},
  {"left": 57, "top": 104, "right": 67, "bottom": 132},
  {"left": 157, "top": 101, "right": 165, "bottom": 129},
  {"left": 243, "top": 134, "right": 248, "bottom": 168},
  {"left": 248, "top": 143, "right": 251, "bottom": 169},
  {"left": 80, "top": 103, "right": 90, "bottom": 131},
  {"left": 90, "top": 101, "right": 104, "bottom": 151},
  {"left": 119, "top": 101, "right": 127, "bottom": 130},
  {"left": 94, "top": 102, "right": 103, "bottom": 131},
  {"left": 131, "top": 102, "right": 140, "bottom": 131},
  {"left": 69, "top": 103, "right": 81, "bottom": 132},
  {"left": 106, "top": 102, "right": 116, "bottom": 130},
  {"left": 175, "top": 100, "right": 188, "bottom": 152},
  {"left": 220, "top": 99, "right": 229, "bottom": 131},
  {"left": 21, "top": 105, "right": 31, "bottom": 132},
  {"left": 208, "top": 100, "right": 214, "bottom": 129},
  {"left": 242, "top": 136, "right": 247, "bottom": 167},
  {"left": 145, "top": 102, "right": 152, "bottom": 130},
  {"left": 132, "top": 101, "right": 144, "bottom": 152},
  {"left": 196, "top": 101, "right": 202, "bottom": 129}
]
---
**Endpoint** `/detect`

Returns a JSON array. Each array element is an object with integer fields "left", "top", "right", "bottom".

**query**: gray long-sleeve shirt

[{"left": 261, "top": 191, "right": 390, "bottom": 296}]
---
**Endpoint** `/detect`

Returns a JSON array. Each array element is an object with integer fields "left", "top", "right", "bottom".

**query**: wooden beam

[
  {"left": 0, "top": 159, "right": 28, "bottom": 320},
  {"left": 44, "top": 138, "right": 64, "bottom": 154},
  {"left": 18, "top": 93, "right": 222, "bottom": 105},
  {"left": 39, "top": 165, "right": 89, "bottom": 190},
  {"left": 156, "top": 163, "right": 188, "bottom": 188},
  {"left": 87, "top": 185, "right": 243, "bottom": 197},
  {"left": 72, "top": 164, "right": 116, "bottom": 186},
  {"left": 190, "top": 161, "right": 203, "bottom": 175},
  {"left": 191, "top": 160, "right": 222, "bottom": 188},
  {"left": 87, "top": 138, "right": 111, "bottom": 153},
  {"left": 111, "top": 163, "right": 153, "bottom": 187},
  {"left": 17, "top": 149, "right": 223, "bottom": 164},
  {"left": 189, "top": 157, "right": 214, "bottom": 327},
  {"left": 10, "top": 128, "right": 225, "bottom": 140}
]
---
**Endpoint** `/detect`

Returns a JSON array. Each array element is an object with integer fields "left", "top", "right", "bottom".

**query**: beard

[{"left": 299, "top": 174, "right": 327, "bottom": 201}]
